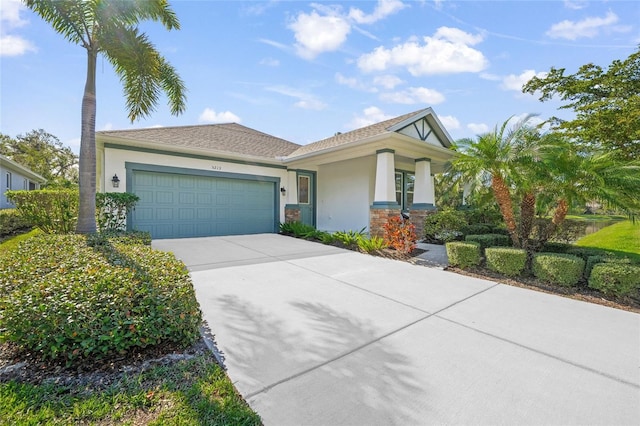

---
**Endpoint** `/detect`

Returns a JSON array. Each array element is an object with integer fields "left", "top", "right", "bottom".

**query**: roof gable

[
  {"left": 287, "top": 108, "right": 453, "bottom": 158},
  {"left": 0, "top": 154, "right": 46, "bottom": 182}
]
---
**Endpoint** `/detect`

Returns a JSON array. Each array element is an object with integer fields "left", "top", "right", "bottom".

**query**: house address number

[{"left": 211, "top": 165, "right": 222, "bottom": 171}]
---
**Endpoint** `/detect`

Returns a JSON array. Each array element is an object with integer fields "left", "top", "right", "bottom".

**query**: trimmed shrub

[
  {"left": 588, "top": 263, "right": 640, "bottom": 297},
  {"left": 383, "top": 217, "right": 416, "bottom": 254},
  {"left": 460, "top": 224, "right": 492, "bottom": 236},
  {"left": 585, "top": 255, "right": 633, "bottom": 278},
  {"left": 532, "top": 253, "right": 585, "bottom": 287},
  {"left": 6, "top": 189, "right": 78, "bottom": 234},
  {"left": 423, "top": 208, "right": 466, "bottom": 243},
  {"left": 465, "top": 233, "right": 510, "bottom": 250},
  {"left": 566, "top": 246, "right": 608, "bottom": 261},
  {"left": 0, "top": 209, "right": 32, "bottom": 238},
  {"left": 0, "top": 234, "right": 202, "bottom": 364},
  {"left": 446, "top": 241, "right": 481, "bottom": 269},
  {"left": 541, "top": 242, "right": 572, "bottom": 254},
  {"left": 485, "top": 247, "right": 527, "bottom": 277}
]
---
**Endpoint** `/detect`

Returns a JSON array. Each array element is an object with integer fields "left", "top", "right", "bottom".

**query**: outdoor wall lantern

[
  {"left": 111, "top": 174, "right": 120, "bottom": 188},
  {"left": 280, "top": 186, "right": 286, "bottom": 196}
]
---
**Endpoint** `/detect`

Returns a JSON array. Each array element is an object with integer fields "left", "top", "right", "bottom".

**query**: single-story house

[
  {"left": 96, "top": 107, "right": 456, "bottom": 239},
  {"left": 0, "top": 154, "right": 46, "bottom": 209}
]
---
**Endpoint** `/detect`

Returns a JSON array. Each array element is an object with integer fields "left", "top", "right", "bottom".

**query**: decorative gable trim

[{"left": 386, "top": 107, "right": 454, "bottom": 148}]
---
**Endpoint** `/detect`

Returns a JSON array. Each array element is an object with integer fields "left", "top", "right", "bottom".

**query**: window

[
  {"left": 5, "top": 172, "right": 11, "bottom": 191},
  {"left": 23, "top": 178, "right": 28, "bottom": 190},
  {"left": 395, "top": 171, "right": 415, "bottom": 211},
  {"left": 298, "top": 175, "right": 310, "bottom": 204}
]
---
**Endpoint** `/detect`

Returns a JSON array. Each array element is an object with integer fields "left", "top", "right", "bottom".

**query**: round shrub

[
  {"left": 566, "top": 246, "right": 608, "bottom": 261},
  {"left": 0, "top": 234, "right": 202, "bottom": 364},
  {"left": 464, "top": 233, "right": 510, "bottom": 250},
  {"left": 446, "top": 241, "right": 481, "bottom": 269},
  {"left": 485, "top": 247, "right": 526, "bottom": 277},
  {"left": 532, "top": 253, "right": 585, "bottom": 287},
  {"left": 423, "top": 208, "right": 466, "bottom": 243},
  {"left": 460, "top": 224, "right": 492, "bottom": 236},
  {"left": 588, "top": 263, "right": 640, "bottom": 297}
]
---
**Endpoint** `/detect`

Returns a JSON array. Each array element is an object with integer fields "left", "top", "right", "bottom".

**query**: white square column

[
  {"left": 373, "top": 149, "right": 399, "bottom": 206},
  {"left": 413, "top": 158, "right": 435, "bottom": 209}
]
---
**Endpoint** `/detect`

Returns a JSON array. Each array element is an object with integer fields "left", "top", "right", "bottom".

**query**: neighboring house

[
  {"left": 0, "top": 154, "right": 46, "bottom": 209},
  {"left": 97, "top": 107, "right": 456, "bottom": 239}
]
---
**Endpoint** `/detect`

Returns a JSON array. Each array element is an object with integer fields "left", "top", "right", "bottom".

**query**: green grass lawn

[
  {"left": 0, "top": 228, "right": 42, "bottom": 251},
  {"left": 565, "top": 214, "right": 628, "bottom": 222},
  {"left": 575, "top": 220, "right": 640, "bottom": 262},
  {"left": 0, "top": 352, "right": 261, "bottom": 425}
]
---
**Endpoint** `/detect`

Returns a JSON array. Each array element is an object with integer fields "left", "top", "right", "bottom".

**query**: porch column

[
  {"left": 412, "top": 158, "right": 435, "bottom": 208},
  {"left": 370, "top": 149, "right": 400, "bottom": 237},
  {"left": 462, "top": 182, "right": 472, "bottom": 205},
  {"left": 284, "top": 169, "right": 300, "bottom": 223},
  {"left": 410, "top": 158, "right": 436, "bottom": 239},
  {"left": 373, "top": 149, "right": 398, "bottom": 205}
]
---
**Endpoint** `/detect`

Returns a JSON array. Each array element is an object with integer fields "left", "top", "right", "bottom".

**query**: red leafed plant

[{"left": 383, "top": 216, "right": 417, "bottom": 254}]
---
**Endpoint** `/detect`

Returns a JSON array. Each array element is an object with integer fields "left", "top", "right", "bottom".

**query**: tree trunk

[
  {"left": 76, "top": 48, "right": 98, "bottom": 234},
  {"left": 539, "top": 198, "right": 569, "bottom": 247},
  {"left": 492, "top": 174, "right": 519, "bottom": 246},
  {"left": 519, "top": 191, "right": 536, "bottom": 251}
]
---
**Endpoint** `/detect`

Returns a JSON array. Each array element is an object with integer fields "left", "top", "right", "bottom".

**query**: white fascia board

[{"left": 0, "top": 155, "right": 46, "bottom": 183}]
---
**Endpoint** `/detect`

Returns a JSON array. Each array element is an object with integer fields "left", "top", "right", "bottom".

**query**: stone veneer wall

[
  {"left": 408, "top": 208, "right": 437, "bottom": 240},
  {"left": 369, "top": 207, "right": 401, "bottom": 237},
  {"left": 284, "top": 206, "right": 301, "bottom": 223}
]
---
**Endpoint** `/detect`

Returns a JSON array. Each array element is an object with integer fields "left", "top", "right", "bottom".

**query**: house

[
  {"left": 96, "top": 107, "right": 456, "bottom": 239},
  {"left": 0, "top": 154, "right": 46, "bottom": 209}
]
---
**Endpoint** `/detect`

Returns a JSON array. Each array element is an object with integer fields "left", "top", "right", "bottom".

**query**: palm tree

[
  {"left": 449, "top": 115, "right": 538, "bottom": 246},
  {"left": 25, "top": 0, "right": 186, "bottom": 233}
]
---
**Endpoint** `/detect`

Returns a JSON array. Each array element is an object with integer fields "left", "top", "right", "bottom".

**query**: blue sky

[{"left": 1, "top": 0, "right": 638, "bottom": 153}]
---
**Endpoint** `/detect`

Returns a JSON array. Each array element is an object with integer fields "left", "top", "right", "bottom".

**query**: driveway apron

[{"left": 153, "top": 234, "right": 640, "bottom": 426}]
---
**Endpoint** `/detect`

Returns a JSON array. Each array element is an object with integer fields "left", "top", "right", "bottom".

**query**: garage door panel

[{"left": 131, "top": 170, "right": 276, "bottom": 239}]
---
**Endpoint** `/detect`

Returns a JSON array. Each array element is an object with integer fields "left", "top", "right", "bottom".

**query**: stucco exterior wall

[
  {"left": 316, "top": 156, "right": 375, "bottom": 233},
  {"left": 1, "top": 166, "right": 40, "bottom": 209},
  {"left": 103, "top": 146, "right": 289, "bottom": 222}
]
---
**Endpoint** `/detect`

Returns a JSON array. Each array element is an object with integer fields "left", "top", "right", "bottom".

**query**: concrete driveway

[{"left": 153, "top": 234, "right": 640, "bottom": 426}]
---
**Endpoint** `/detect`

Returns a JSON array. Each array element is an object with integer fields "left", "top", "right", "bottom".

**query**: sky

[{"left": 1, "top": 0, "right": 639, "bottom": 153}]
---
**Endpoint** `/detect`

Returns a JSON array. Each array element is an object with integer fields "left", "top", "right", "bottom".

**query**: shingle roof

[
  {"left": 98, "top": 123, "right": 302, "bottom": 159},
  {"left": 287, "top": 108, "right": 428, "bottom": 158}
]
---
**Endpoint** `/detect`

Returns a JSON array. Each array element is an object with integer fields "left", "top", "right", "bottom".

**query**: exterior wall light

[
  {"left": 280, "top": 186, "right": 286, "bottom": 196},
  {"left": 111, "top": 174, "right": 120, "bottom": 188}
]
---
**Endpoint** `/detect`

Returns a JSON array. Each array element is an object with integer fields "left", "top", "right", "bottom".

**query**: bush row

[
  {"left": 0, "top": 233, "right": 202, "bottom": 364},
  {"left": 444, "top": 241, "right": 640, "bottom": 297},
  {"left": 0, "top": 209, "right": 32, "bottom": 238}
]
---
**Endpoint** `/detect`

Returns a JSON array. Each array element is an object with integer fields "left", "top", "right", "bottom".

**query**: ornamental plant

[{"left": 383, "top": 216, "right": 417, "bottom": 254}]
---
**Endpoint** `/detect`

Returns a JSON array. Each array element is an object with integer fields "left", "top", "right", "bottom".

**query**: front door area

[{"left": 297, "top": 171, "right": 315, "bottom": 227}]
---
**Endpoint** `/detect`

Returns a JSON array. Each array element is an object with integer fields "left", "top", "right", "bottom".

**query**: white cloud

[
  {"left": 380, "top": 86, "right": 445, "bottom": 105},
  {"left": 335, "top": 72, "right": 377, "bottom": 92},
  {"left": 501, "top": 69, "right": 547, "bottom": 92},
  {"left": 357, "top": 26, "right": 488, "bottom": 75},
  {"left": 373, "top": 74, "right": 404, "bottom": 89},
  {"left": 346, "top": 106, "right": 394, "bottom": 129},
  {"left": 348, "top": 0, "right": 407, "bottom": 25},
  {"left": 467, "top": 123, "right": 489, "bottom": 134},
  {"left": 0, "top": 34, "right": 36, "bottom": 56},
  {"left": 101, "top": 123, "right": 114, "bottom": 131},
  {"left": 198, "top": 108, "right": 241, "bottom": 123},
  {"left": 438, "top": 115, "right": 460, "bottom": 130},
  {"left": 0, "top": 1, "right": 35, "bottom": 57},
  {"left": 546, "top": 11, "right": 629, "bottom": 40},
  {"left": 563, "top": 0, "right": 588, "bottom": 10},
  {"left": 260, "top": 57, "right": 280, "bottom": 67},
  {"left": 289, "top": 9, "right": 351, "bottom": 59},
  {"left": 479, "top": 72, "right": 502, "bottom": 82},
  {"left": 1, "top": 0, "right": 28, "bottom": 28},
  {"left": 266, "top": 85, "right": 327, "bottom": 110}
]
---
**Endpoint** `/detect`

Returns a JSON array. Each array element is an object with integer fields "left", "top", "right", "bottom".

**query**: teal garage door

[{"left": 131, "top": 170, "right": 276, "bottom": 239}]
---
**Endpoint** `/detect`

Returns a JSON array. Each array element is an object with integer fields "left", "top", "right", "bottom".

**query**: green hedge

[
  {"left": 541, "top": 242, "right": 573, "bottom": 254},
  {"left": 0, "top": 209, "right": 32, "bottom": 238},
  {"left": 588, "top": 263, "right": 640, "bottom": 297},
  {"left": 532, "top": 253, "right": 585, "bottom": 287},
  {"left": 423, "top": 208, "right": 466, "bottom": 243},
  {"left": 566, "top": 246, "right": 608, "bottom": 261},
  {"left": 0, "top": 234, "right": 202, "bottom": 364},
  {"left": 485, "top": 247, "right": 527, "bottom": 277},
  {"left": 446, "top": 241, "right": 481, "bottom": 269},
  {"left": 460, "top": 224, "right": 492, "bottom": 236},
  {"left": 465, "top": 233, "right": 510, "bottom": 250}
]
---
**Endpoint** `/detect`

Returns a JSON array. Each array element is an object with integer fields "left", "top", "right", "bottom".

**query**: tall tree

[
  {"left": 24, "top": 0, "right": 186, "bottom": 233},
  {"left": 522, "top": 47, "right": 640, "bottom": 160},
  {"left": 0, "top": 129, "right": 78, "bottom": 186},
  {"left": 449, "top": 115, "right": 538, "bottom": 247}
]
